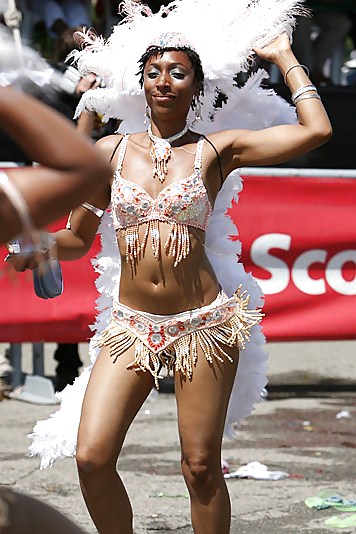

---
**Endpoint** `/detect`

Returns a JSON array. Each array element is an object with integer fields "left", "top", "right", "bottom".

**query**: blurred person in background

[
  {"left": 0, "top": 16, "right": 110, "bottom": 534},
  {"left": 0, "top": 85, "right": 111, "bottom": 244},
  {"left": 293, "top": 0, "right": 353, "bottom": 85},
  {"left": 26, "top": 0, "right": 91, "bottom": 39}
]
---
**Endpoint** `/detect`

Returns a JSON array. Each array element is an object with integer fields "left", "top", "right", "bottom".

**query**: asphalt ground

[{"left": 0, "top": 340, "right": 356, "bottom": 533}]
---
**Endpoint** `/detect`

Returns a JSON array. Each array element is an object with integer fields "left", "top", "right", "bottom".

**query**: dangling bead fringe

[
  {"left": 165, "top": 222, "right": 190, "bottom": 266},
  {"left": 150, "top": 140, "right": 171, "bottom": 183},
  {"left": 150, "top": 219, "right": 160, "bottom": 258},
  {"left": 124, "top": 225, "right": 140, "bottom": 264},
  {"left": 124, "top": 221, "right": 192, "bottom": 268}
]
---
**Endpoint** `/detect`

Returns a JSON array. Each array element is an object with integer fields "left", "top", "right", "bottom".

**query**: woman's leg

[
  {"left": 174, "top": 344, "right": 239, "bottom": 534},
  {"left": 76, "top": 345, "right": 154, "bottom": 534}
]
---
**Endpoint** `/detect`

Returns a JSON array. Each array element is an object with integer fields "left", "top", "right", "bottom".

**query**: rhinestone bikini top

[{"left": 111, "top": 134, "right": 212, "bottom": 267}]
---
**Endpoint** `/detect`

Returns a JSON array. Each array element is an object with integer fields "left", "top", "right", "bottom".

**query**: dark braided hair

[{"left": 137, "top": 46, "right": 205, "bottom": 107}]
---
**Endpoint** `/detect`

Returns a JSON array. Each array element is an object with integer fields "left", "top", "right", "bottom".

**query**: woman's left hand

[{"left": 252, "top": 32, "right": 292, "bottom": 64}]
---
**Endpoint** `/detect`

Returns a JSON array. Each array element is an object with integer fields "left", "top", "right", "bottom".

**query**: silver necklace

[{"left": 148, "top": 123, "right": 189, "bottom": 183}]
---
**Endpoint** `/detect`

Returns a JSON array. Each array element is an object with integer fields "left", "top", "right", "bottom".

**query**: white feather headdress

[{"left": 73, "top": 0, "right": 305, "bottom": 128}]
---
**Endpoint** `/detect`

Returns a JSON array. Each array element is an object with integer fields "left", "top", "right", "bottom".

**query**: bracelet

[
  {"left": 294, "top": 93, "right": 321, "bottom": 105},
  {"left": 81, "top": 202, "right": 105, "bottom": 218},
  {"left": 291, "top": 85, "right": 317, "bottom": 105},
  {"left": 284, "top": 64, "right": 310, "bottom": 85},
  {"left": 0, "top": 171, "right": 33, "bottom": 237}
]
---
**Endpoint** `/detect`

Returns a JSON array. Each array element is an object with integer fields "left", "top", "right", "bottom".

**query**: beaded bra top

[{"left": 111, "top": 134, "right": 212, "bottom": 267}]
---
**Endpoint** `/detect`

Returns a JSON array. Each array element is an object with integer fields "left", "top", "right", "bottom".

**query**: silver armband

[
  {"left": 291, "top": 84, "right": 317, "bottom": 105},
  {"left": 284, "top": 64, "right": 310, "bottom": 85},
  {"left": 66, "top": 202, "right": 105, "bottom": 232},
  {"left": 294, "top": 93, "right": 321, "bottom": 105},
  {"left": 66, "top": 211, "right": 73, "bottom": 230},
  {"left": 81, "top": 202, "right": 105, "bottom": 218}
]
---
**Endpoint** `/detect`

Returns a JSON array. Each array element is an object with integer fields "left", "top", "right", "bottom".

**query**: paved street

[{"left": 0, "top": 340, "right": 356, "bottom": 533}]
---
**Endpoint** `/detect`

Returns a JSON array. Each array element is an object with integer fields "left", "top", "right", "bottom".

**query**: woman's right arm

[
  {"left": 54, "top": 185, "right": 111, "bottom": 261},
  {"left": 55, "top": 134, "right": 123, "bottom": 259}
]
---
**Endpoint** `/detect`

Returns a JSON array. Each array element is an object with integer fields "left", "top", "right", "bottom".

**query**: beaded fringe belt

[{"left": 99, "top": 286, "right": 263, "bottom": 388}]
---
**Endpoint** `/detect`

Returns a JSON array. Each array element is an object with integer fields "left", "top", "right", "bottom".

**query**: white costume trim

[{"left": 28, "top": 0, "right": 302, "bottom": 468}]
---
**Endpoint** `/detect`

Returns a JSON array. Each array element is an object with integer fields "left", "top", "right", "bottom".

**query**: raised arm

[
  {"left": 215, "top": 33, "right": 332, "bottom": 173},
  {"left": 0, "top": 86, "right": 112, "bottom": 243}
]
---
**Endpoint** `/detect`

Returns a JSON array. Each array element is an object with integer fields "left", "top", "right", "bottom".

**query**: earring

[
  {"left": 144, "top": 104, "right": 150, "bottom": 125},
  {"left": 191, "top": 98, "right": 202, "bottom": 127}
]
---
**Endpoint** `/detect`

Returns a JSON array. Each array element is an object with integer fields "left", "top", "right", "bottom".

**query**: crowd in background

[
  {"left": 0, "top": 1, "right": 353, "bottom": 89},
  {"left": 293, "top": 0, "right": 356, "bottom": 86}
]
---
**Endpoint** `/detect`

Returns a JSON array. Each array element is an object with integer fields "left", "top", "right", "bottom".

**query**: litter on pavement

[{"left": 224, "top": 461, "right": 289, "bottom": 480}]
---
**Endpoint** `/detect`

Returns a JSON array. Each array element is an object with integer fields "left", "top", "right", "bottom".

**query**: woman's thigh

[
  {"left": 77, "top": 345, "right": 154, "bottom": 463},
  {"left": 174, "top": 343, "right": 239, "bottom": 456}
]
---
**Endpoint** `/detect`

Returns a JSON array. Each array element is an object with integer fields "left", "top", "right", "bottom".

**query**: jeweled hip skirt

[{"left": 99, "top": 286, "right": 263, "bottom": 387}]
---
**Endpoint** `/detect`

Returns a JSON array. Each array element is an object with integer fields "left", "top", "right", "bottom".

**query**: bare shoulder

[{"left": 95, "top": 134, "right": 124, "bottom": 161}]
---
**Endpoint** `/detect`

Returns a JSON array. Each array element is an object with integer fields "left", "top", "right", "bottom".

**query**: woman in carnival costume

[{"left": 22, "top": 0, "right": 331, "bottom": 532}]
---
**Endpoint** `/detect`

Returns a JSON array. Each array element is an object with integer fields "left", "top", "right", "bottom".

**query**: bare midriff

[{"left": 117, "top": 223, "right": 219, "bottom": 314}]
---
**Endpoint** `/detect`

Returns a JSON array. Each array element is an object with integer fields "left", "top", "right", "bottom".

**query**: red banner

[
  {"left": 235, "top": 173, "right": 356, "bottom": 341},
  {"left": 0, "top": 173, "right": 355, "bottom": 342},
  {"left": 0, "top": 221, "right": 100, "bottom": 343}
]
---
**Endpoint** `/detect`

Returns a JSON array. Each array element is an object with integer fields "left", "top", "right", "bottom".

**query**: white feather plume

[{"left": 72, "top": 0, "right": 305, "bottom": 120}]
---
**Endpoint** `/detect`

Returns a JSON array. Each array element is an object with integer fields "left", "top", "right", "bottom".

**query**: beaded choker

[{"left": 148, "top": 123, "right": 189, "bottom": 183}]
